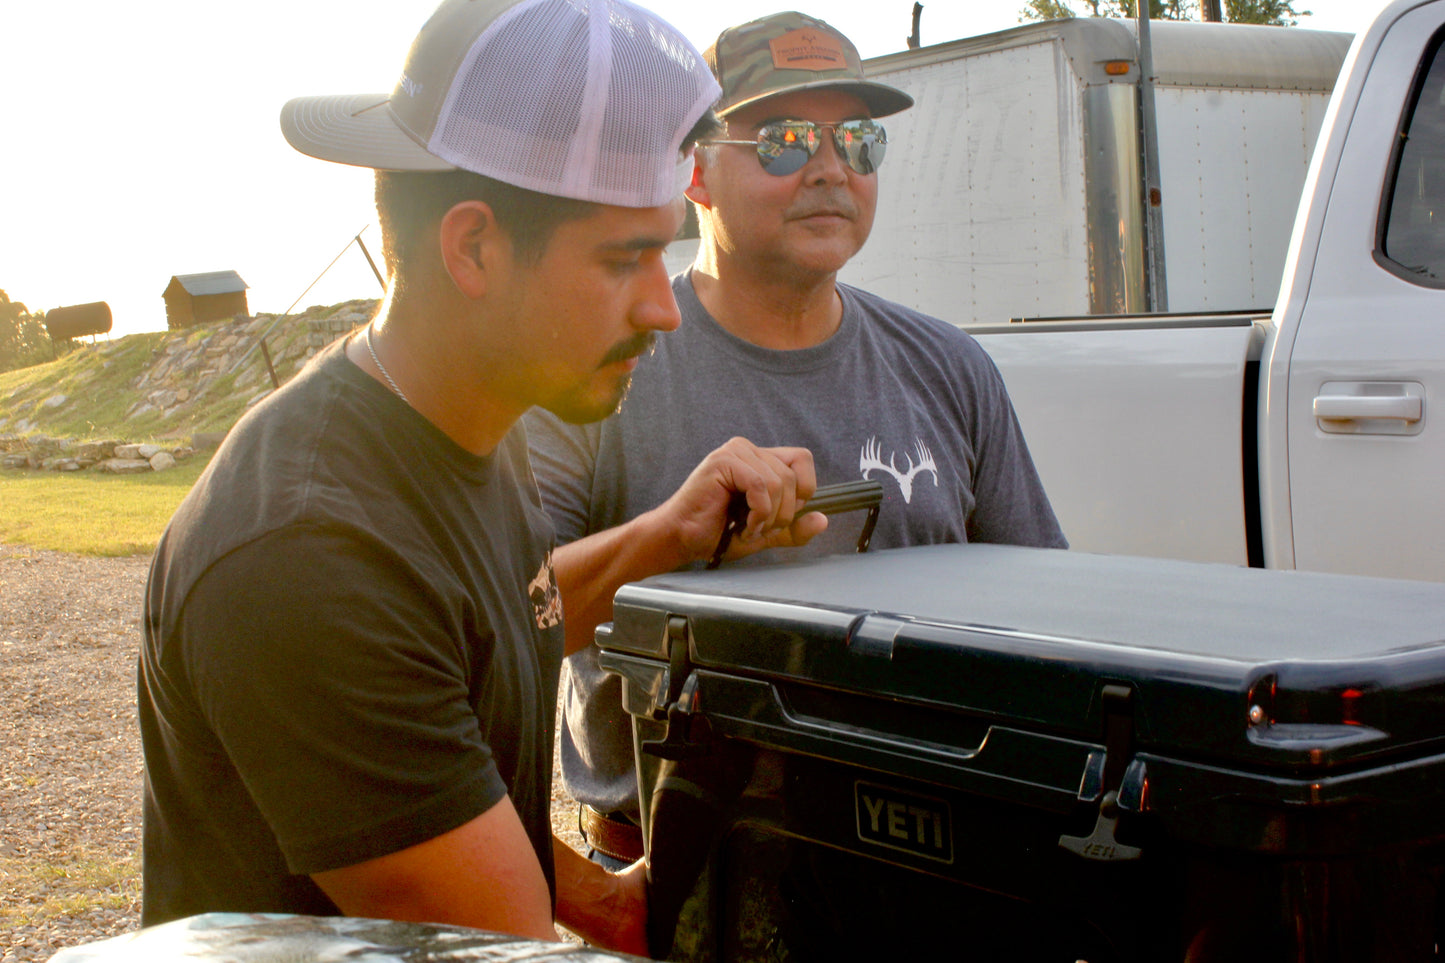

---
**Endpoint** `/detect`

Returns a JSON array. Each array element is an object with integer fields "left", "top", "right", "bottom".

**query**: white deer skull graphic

[{"left": 860, "top": 437, "right": 940, "bottom": 504}]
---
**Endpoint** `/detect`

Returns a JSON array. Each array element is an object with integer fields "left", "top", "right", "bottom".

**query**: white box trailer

[{"left": 811, "top": 18, "right": 1352, "bottom": 326}]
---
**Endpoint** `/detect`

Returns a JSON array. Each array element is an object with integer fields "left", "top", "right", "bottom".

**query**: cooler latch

[
  {"left": 1059, "top": 684, "right": 1142, "bottom": 862},
  {"left": 642, "top": 616, "right": 710, "bottom": 761}
]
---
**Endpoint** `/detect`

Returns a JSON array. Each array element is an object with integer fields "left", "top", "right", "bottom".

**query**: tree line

[
  {"left": 1020, "top": 0, "right": 1310, "bottom": 26},
  {"left": 0, "top": 289, "right": 76, "bottom": 375}
]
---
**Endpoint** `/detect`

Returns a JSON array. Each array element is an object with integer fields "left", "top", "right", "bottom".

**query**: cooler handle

[
  {"left": 672, "top": 669, "right": 1100, "bottom": 812},
  {"left": 706, "top": 479, "right": 883, "bottom": 568}
]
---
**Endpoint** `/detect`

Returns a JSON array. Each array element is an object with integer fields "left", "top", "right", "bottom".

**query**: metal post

[
  {"left": 1136, "top": 0, "right": 1169, "bottom": 312},
  {"left": 259, "top": 337, "right": 280, "bottom": 390},
  {"left": 355, "top": 232, "right": 387, "bottom": 292}
]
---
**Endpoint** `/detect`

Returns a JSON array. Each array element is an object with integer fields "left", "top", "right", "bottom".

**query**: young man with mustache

[{"left": 137, "top": 0, "right": 825, "bottom": 953}]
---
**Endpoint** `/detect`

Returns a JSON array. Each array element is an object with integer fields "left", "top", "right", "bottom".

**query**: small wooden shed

[{"left": 162, "top": 271, "right": 249, "bottom": 329}]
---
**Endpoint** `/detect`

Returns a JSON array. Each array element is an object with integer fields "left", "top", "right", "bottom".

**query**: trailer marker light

[{"left": 1105, "top": 61, "right": 1132, "bottom": 76}]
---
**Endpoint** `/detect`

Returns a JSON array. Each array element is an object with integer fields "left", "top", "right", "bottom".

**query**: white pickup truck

[{"left": 969, "top": 0, "right": 1445, "bottom": 583}]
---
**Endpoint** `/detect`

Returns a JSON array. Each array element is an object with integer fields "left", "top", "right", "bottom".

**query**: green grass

[
  {"left": 0, "top": 299, "right": 379, "bottom": 557},
  {"left": 0, "top": 331, "right": 263, "bottom": 441},
  {"left": 0, "top": 456, "right": 209, "bottom": 555},
  {"left": 0, "top": 852, "right": 140, "bottom": 926},
  {"left": 0, "top": 334, "right": 169, "bottom": 439}
]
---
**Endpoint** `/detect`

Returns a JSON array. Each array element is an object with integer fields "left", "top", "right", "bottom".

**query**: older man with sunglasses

[{"left": 526, "top": 12, "right": 1066, "bottom": 870}]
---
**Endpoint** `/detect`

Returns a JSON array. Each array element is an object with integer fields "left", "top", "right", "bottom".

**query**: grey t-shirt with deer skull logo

[{"left": 525, "top": 271, "right": 1066, "bottom": 822}]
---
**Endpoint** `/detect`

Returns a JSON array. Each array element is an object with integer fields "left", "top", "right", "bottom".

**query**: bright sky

[{"left": 3, "top": 0, "right": 1388, "bottom": 337}]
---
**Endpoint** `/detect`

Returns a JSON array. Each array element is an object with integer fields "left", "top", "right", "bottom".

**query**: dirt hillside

[{"left": 0, "top": 300, "right": 379, "bottom": 445}]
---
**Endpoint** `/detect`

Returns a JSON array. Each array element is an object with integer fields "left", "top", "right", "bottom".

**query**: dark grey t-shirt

[
  {"left": 527, "top": 273, "right": 1065, "bottom": 820},
  {"left": 140, "top": 339, "right": 564, "bottom": 924}
]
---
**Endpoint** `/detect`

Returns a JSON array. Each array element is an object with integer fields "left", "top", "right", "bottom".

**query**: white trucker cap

[{"left": 280, "top": 0, "right": 722, "bottom": 208}]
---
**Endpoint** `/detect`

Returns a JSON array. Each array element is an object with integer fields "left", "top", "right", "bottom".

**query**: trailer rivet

[{"left": 1248, "top": 704, "right": 1265, "bottom": 725}]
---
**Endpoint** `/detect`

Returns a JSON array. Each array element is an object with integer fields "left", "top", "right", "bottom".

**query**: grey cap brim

[
  {"left": 718, "top": 79, "right": 914, "bottom": 119},
  {"left": 280, "top": 93, "right": 456, "bottom": 172}
]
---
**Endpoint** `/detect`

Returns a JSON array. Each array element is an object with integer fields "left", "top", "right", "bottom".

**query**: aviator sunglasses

[{"left": 706, "top": 118, "right": 888, "bottom": 176}]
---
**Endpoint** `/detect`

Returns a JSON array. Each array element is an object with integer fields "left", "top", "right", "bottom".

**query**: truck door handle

[
  {"left": 1313, "top": 395, "right": 1422, "bottom": 421},
  {"left": 1313, "top": 382, "right": 1425, "bottom": 435}
]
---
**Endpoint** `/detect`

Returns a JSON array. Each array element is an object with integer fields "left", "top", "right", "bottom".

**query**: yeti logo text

[
  {"left": 855, "top": 781, "right": 953, "bottom": 863},
  {"left": 399, "top": 73, "right": 422, "bottom": 99},
  {"left": 860, "top": 437, "right": 939, "bottom": 503}
]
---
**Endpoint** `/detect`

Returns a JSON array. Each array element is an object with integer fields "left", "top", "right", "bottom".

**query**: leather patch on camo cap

[
  {"left": 768, "top": 28, "right": 848, "bottom": 72},
  {"left": 706, "top": 11, "right": 914, "bottom": 117}
]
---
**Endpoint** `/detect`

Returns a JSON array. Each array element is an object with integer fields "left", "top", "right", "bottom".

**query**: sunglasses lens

[
  {"left": 756, "top": 124, "right": 814, "bottom": 176},
  {"left": 836, "top": 120, "right": 887, "bottom": 175},
  {"left": 753, "top": 120, "right": 888, "bottom": 176}
]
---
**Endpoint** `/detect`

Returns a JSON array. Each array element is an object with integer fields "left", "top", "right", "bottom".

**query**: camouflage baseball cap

[{"left": 705, "top": 11, "right": 914, "bottom": 118}]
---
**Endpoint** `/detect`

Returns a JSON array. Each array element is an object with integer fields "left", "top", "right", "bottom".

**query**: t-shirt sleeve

[
  {"left": 524, "top": 409, "right": 601, "bottom": 544},
  {"left": 179, "top": 525, "right": 508, "bottom": 876},
  {"left": 958, "top": 341, "right": 1069, "bottom": 549}
]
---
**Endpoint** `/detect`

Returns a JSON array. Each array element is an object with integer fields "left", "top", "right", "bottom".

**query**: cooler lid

[{"left": 606, "top": 545, "right": 1445, "bottom": 774}]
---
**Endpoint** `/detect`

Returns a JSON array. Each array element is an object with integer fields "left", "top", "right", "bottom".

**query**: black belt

[{"left": 579, "top": 804, "right": 644, "bottom": 863}]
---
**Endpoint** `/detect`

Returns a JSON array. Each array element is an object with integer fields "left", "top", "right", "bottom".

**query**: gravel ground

[
  {"left": 0, "top": 546, "right": 148, "bottom": 962},
  {"left": 0, "top": 545, "right": 586, "bottom": 961}
]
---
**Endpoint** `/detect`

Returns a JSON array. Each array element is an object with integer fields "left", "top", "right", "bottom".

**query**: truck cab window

[{"left": 1382, "top": 31, "right": 1445, "bottom": 285}]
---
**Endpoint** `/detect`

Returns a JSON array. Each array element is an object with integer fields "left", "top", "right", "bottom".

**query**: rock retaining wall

[
  {"left": 0, "top": 435, "right": 197, "bottom": 474},
  {"left": 125, "top": 305, "right": 374, "bottom": 426}
]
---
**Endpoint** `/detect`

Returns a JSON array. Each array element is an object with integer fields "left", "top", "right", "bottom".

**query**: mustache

[
  {"left": 599, "top": 331, "right": 657, "bottom": 368},
  {"left": 784, "top": 189, "right": 858, "bottom": 220}
]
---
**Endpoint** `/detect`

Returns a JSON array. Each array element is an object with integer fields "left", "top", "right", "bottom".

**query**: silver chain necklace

[{"left": 364, "top": 322, "right": 411, "bottom": 405}]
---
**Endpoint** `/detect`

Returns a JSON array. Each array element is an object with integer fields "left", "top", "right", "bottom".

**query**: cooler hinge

[
  {"left": 1059, "top": 683, "right": 1143, "bottom": 862},
  {"left": 642, "top": 616, "right": 711, "bottom": 760}
]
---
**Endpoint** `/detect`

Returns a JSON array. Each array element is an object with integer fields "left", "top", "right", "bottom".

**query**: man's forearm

[
  {"left": 552, "top": 836, "right": 648, "bottom": 954},
  {"left": 552, "top": 507, "right": 689, "bottom": 657},
  {"left": 551, "top": 439, "right": 825, "bottom": 657}
]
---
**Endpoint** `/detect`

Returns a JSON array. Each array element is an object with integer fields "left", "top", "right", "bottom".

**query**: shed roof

[{"left": 165, "top": 271, "right": 249, "bottom": 297}]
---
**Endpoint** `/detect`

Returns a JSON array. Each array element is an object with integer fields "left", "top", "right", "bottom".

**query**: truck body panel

[
  {"left": 975, "top": 316, "right": 1266, "bottom": 565},
  {"left": 1273, "top": 0, "right": 1445, "bottom": 581}
]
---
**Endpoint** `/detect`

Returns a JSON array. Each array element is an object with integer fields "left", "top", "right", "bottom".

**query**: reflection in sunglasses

[{"left": 706, "top": 118, "right": 888, "bottom": 177}]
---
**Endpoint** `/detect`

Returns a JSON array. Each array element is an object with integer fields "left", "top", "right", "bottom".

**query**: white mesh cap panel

[
  {"left": 428, "top": 0, "right": 720, "bottom": 207},
  {"left": 596, "top": 7, "right": 700, "bottom": 199}
]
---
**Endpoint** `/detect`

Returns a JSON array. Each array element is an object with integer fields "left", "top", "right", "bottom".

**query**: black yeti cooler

[{"left": 597, "top": 544, "right": 1445, "bottom": 962}]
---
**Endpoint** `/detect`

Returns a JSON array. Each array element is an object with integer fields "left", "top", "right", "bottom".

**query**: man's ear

[
  {"left": 438, "top": 200, "right": 509, "bottom": 299},
  {"left": 683, "top": 152, "right": 712, "bottom": 209}
]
